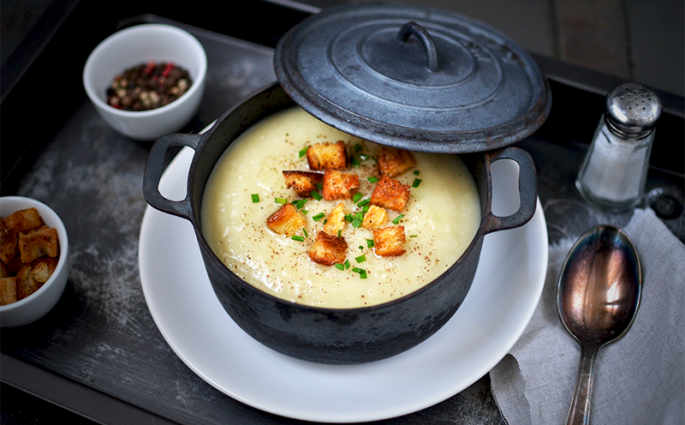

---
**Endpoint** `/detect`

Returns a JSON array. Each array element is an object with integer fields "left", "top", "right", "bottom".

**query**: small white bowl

[
  {"left": 83, "top": 24, "right": 207, "bottom": 141},
  {"left": 0, "top": 197, "right": 70, "bottom": 327}
]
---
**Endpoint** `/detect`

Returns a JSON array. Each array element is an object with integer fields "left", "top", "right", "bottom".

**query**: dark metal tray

[{"left": 1, "top": 1, "right": 683, "bottom": 424}]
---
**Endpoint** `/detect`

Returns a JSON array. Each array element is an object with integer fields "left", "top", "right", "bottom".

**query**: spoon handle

[{"left": 566, "top": 344, "right": 600, "bottom": 425}]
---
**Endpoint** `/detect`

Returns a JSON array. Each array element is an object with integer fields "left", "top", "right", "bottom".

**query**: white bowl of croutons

[{"left": 0, "top": 197, "right": 69, "bottom": 327}]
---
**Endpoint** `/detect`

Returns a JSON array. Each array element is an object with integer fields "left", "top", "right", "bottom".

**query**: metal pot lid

[{"left": 274, "top": 4, "right": 552, "bottom": 153}]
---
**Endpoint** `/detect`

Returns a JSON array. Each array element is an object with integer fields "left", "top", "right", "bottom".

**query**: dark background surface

[{"left": 1, "top": 1, "right": 683, "bottom": 424}]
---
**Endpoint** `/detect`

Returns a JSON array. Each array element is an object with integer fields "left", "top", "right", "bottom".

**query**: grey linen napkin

[{"left": 490, "top": 208, "right": 685, "bottom": 425}]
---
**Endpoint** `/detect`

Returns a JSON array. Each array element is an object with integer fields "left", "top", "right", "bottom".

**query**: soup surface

[{"left": 201, "top": 107, "right": 481, "bottom": 308}]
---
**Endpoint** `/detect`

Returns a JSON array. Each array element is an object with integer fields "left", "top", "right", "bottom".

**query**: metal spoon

[{"left": 557, "top": 225, "right": 642, "bottom": 425}]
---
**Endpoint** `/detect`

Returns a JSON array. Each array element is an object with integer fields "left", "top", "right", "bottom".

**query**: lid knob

[
  {"left": 396, "top": 21, "right": 438, "bottom": 72},
  {"left": 605, "top": 82, "right": 662, "bottom": 138}
]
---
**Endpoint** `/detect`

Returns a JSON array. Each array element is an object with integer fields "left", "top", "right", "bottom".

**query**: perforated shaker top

[{"left": 606, "top": 82, "right": 662, "bottom": 137}]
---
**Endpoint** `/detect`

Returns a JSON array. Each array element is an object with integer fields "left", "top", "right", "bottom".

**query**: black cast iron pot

[{"left": 143, "top": 83, "right": 537, "bottom": 365}]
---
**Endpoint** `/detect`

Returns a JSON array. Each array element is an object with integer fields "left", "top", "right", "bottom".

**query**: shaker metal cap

[
  {"left": 605, "top": 82, "right": 662, "bottom": 137},
  {"left": 274, "top": 4, "right": 551, "bottom": 153}
]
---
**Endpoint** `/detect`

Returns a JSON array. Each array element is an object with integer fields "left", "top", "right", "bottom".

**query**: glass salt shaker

[{"left": 576, "top": 82, "right": 662, "bottom": 213}]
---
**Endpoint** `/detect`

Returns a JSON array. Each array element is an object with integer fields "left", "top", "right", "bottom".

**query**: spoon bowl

[{"left": 557, "top": 224, "right": 642, "bottom": 425}]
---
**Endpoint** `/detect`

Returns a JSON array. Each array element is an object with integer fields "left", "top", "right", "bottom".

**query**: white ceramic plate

[{"left": 139, "top": 147, "right": 548, "bottom": 423}]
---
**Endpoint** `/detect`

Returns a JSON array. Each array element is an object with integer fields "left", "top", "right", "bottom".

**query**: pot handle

[
  {"left": 143, "top": 133, "right": 204, "bottom": 220},
  {"left": 481, "top": 147, "right": 538, "bottom": 235}
]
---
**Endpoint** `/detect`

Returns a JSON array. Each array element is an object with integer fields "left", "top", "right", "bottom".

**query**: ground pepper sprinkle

[{"left": 106, "top": 61, "right": 192, "bottom": 111}]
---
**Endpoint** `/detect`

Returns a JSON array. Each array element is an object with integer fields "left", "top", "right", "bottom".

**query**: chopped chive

[
  {"left": 355, "top": 144, "right": 363, "bottom": 153},
  {"left": 414, "top": 170, "right": 420, "bottom": 175},
  {"left": 316, "top": 182, "right": 323, "bottom": 190},
  {"left": 324, "top": 219, "right": 328, "bottom": 224},
  {"left": 335, "top": 263, "right": 345, "bottom": 270},
  {"left": 352, "top": 212, "right": 364, "bottom": 227},
  {"left": 275, "top": 198, "right": 287, "bottom": 204},
  {"left": 299, "top": 147, "right": 309, "bottom": 158},
  {"left": 353, "top": 192, "right": 363, "bottom": 203},
  {"left": 366, "top": 239, "right": 374, "bottom": 248},
  {"left": 358, "top": 245, "right": 364, "bottom": 250},
  {"left": 292, "top": 235, "right": 305, "bottom": 242},
  {"left": 344, "top": 214, "right": 354, "bottom": 222},
  {"left": 392, "top": 214, "right": 404, "bottom": 224},
  {"left": 303, "top": 228, "right": 308, "bottom": 238},
  {"left": 358, "top": 153, "right": 370, "bottom": 161},
  {"left": 367, "top": 176, "right": 379, "bottom": 183},
  {"left": 312, "top": 212, "right": 326, "bottom": 222},
  {"left": 351, "top": 157, "right": 361, "bottom": 167},
  {"left": 251, "top": 194, "right": 260, "bottom": 203},
  {"left": 344, "top": 260, "right": 351, "bottom": 269},
  {"left": 357, "top": 198, "right": 370, "bottom": 207},
  {"left": 363, "top": 204, "right": 369, "bottom": 213},
  {"left": 301, "top": 209, "right": 309, "bottom": 215},
  {"left": 355, "top": 255, "right": 367, "bottom": 263},
  {"left": 338, "top": 230, "right": 342, "bottom": 237},
  {"left": 291, "top": 199, "right": 307, "bottom": 209},
  {"left": 311, "top": 190, "right": 323, "bottom": 201},
  {"left": 410, "top": 234, "right": 418, "bottom": 238},
  {"left": 412, "top": 178, "right": 422, "bottom": 188},
  {"left": 352, "top": 267, "right": 367, "bottom": 278}
]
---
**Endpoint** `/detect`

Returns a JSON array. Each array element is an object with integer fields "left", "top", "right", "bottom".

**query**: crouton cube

[
  {"left": 323, "top": 170, "right": 360, "bottom": 201},
  {"left": 361, "top": 205, "right": 388, "bottom": 230},
  {"left": 282, "top": 170, "right": 324, "bottom": 197},
  {"left": 16, "top": 264, "right": 42, "bottom": 300},
  {"left": 4, "top": 208, "right": 45, "bottom": 234},
  {"left": 378, "top": 147, "right": 417, "bottom": 177},
  {"left": 323, "top": 203, "right": 347, "bottom": 235},
  {"left": 370, "top": 176, "right": 410, "bottom": 211},
  {"left": 31, "top": 257, "right": 58, "bottom": 283},
  {"left": 306, "top": 141, "right": 347, "bottom": 170},
  {"left": 308, "top": 232, "right": 348, "bottom": 266},
  {"left": 0, "top": 218, "right": 18, "bottom": 265},
  {"left": 18, "top": 226, "right": 59, "bottom": 264},
  {"left": 373, "top": 226, "right": 406, "bottom": 256},
  {"left": 267, "top": 203, "right": 307, "bottom": 237},
  {"left": 0, "top": 277, "right": 18, "bottom": 305}
]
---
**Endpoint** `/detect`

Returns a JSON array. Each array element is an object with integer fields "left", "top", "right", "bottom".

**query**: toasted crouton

[
  {"left": 18, "top": 226, "right": 59, "bottom": 264},
  {"left": 361, "top": 205, "right": 388, "bottom": 230},
  {"left": 373, "top": 226, "right": 406, "bottom": 256},
  {"left": 378, "top": 147, "right": 417, "bottom": 177},
  {"left": 0, "top": 277, "right": 18, "bottom": 305},
  {"left": 308, "top": 232, "right": 348, "bottom": 266},
  {"left": 370, "top": 176, "right": 410, "bottom": 211},
  {"left": 306, "top": 141, "right": 347, "bottom": 170},
  {"left": 0, "top": 218, "right": 18, "bottom": 265},
  {"left": 267, "top": 203, "right": 307, "bottom": 237},
  {"left": 283, "top": 170, "right": 324, "bottom": 196},
  {"left": 323, "top": 170, "right": 360, "bottom": 200},
  {"left": 16, "top": 264, "right": 42, "bottom": 300},
  {"left": 30, "top": 257, "right": 58, "bottom": 283},
  {"left": 4, "top": 208, "right": 45, "bottom": 234},
  {"left": 323, "top": 203, "right": 347, "bottom": 235}
]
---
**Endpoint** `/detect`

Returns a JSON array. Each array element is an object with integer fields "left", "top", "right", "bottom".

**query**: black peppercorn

[{"left": 106, "top": 61, "right": 193, "bottom": 111}]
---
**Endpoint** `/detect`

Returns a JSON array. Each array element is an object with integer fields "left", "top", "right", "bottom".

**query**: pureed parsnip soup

[{"left": 201, "top": 106, "right": 481, "bottom": 308}]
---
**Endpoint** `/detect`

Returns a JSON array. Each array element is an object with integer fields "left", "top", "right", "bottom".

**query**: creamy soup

[{"left": 201, "top": 106, "right": 481, "bottom": 308}]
